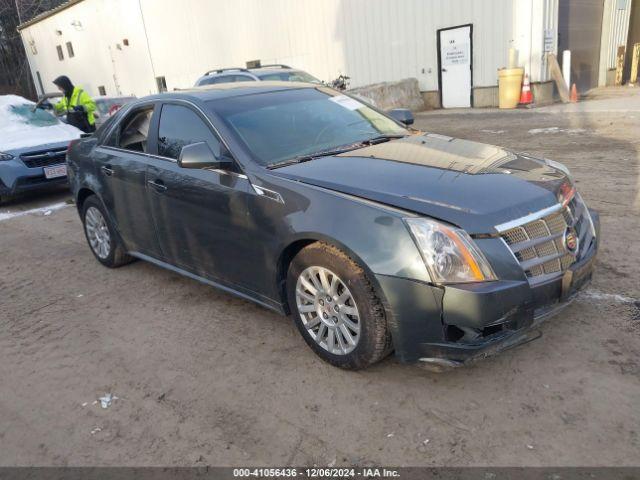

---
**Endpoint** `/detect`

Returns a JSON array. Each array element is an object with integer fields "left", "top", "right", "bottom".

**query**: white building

[{"left": 17, "top": 0, "right": 633, "bottom": 108}]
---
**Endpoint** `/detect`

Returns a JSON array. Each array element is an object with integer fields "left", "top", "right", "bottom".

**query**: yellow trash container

[{"left": 498, "top": 67, "right": 524, "bottom": 109}]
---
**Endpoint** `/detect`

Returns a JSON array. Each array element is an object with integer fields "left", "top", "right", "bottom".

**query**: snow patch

[
  {"left": 0, "top": 202, "right": 70, "bottom": 222},
  {"left": 581, "top": 290, "right": 637, "bottom": 305},
  {"left": 528, "top": 127, "right": 587, "bottom": 135}
]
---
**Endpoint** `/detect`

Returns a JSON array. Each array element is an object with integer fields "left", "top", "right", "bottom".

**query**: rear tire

[
  {"left": 287, "top": 242, "right": 392, "bottom": 369},
  {"left": 81, "top": 195, "right": 133, "bottom": 268}
]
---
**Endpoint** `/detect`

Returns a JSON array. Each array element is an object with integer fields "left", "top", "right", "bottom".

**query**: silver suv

[{"left": 194, "top": 64, "right": 321, "bottom": 87}]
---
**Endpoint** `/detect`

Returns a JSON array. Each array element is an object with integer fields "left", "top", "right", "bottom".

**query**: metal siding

[
  {"left": 20, "top": 0, "right": 553, "bottom": 98},
  {"left": 606, "top": 0, "right": 633, "bottom": 68},
  {"left": 130, "top": 0, "right": 522, "bottom": 92},
  {"left": 598, "top": 0, "right": 633, "bottom": 84}
]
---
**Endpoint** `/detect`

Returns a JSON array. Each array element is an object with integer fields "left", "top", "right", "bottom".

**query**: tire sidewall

[
  {"left": 81, "top": 196, "right": 118, "bottom": 266},
  {"left": 287, "top": 244, "right": 386, "bottom": 369}
]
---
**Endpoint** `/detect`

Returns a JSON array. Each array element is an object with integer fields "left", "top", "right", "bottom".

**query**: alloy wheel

[
  {"left": 85, "top": 206, "right": 111, "bottom": 259},
  {"left": 295, "top": 266, "right": 361, "bottom": 355}
]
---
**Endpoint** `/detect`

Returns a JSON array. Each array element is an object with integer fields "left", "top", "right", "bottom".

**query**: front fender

[
  {"left": 245, "top": 173, "right": 430, "bottom": 306},
  {"left": 268, "top": 175, "right": 430, "bottom": 281}
]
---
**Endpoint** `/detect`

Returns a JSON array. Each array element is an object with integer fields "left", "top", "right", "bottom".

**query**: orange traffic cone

[
  {"left": 570, "top": 83, "right": 578, "bottom": 103},
  {"left": 519, "top": 74, "right": 533, "bottom": 105}
]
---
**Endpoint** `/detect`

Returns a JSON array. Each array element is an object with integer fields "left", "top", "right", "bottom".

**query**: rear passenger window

[
  {"left": 118, "top": 108, "right": 153, "bottom": 152},
  {"left": 231, "top": 75, "right": 254, "bottom": 82},
  {"left": 157, "top": 104, "right": 221, "bottom": 160}
]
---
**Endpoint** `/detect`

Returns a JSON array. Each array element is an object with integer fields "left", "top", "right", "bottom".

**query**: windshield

[
  {"left": 9, "top": 104, "right": 60, "bottom": 127},
  {"left": 256, "top": 70, "right": 321, "bottom": 83},
  {"left": 209, "top": 88, "right": 407, "bottom": 165}
]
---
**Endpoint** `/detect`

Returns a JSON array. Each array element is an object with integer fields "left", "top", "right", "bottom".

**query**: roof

[
  {"left": 149, "top": 81, "right": 319, "bottom": 103},
  {"left": 202, "top": 64, "right": 293, "bottom": 77},
  {"left": 17, "top": 0, "right": 85, "bottom": 31}
]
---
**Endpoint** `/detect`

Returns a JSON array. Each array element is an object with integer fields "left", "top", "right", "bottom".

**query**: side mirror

[
  {"left": 178, "top": 141, "right": 232, "bottom": 170},
  {"left": 388, "top": 108, "right": 414, "bottom": 126}
]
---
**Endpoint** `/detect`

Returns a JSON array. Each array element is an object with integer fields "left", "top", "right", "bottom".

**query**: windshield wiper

[
  {"left": 266, "top": 135, "right": 407, "bottom": 170},
  {"left": 360, "top": 134, "right": 408, "bottom": 145},
  {"left": 266, "top": 144, "right": 366, "bottom": 170}
]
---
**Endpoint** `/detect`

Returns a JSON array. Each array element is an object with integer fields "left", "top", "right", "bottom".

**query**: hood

[
  {"left": 1, "top": 124, "right": 82, "bottom": 152},
  {"left": 0, "top": 95, "right": 82, "bottom": 152},
  {"left": 269, "top": 133, "right": 570, "bottom": 234}
]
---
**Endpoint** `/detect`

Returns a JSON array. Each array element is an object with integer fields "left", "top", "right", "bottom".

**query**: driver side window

[
  {"left": 109, "top": 106, "right": 154, "bottom": 153},
  {"left": 157, "top": 104, "right": 222, "bottom": 161}
]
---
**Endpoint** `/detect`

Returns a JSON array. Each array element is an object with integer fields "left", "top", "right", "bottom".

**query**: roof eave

[{"left": 17, "top": 0, "right": 86, "bottom": 31}]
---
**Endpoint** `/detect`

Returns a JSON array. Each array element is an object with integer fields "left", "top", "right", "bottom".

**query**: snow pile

[{"left": 0, "top": 94, "right": 82, "bottom": 151}]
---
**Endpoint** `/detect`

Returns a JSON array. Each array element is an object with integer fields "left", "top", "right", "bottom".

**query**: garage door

[{"left": 558, "top": 0, "right": 605, "bottom": 91}]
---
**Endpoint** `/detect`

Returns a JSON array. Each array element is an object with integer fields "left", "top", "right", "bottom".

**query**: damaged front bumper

[{"left": 376, "top": 217, "right": 598, "bottom": 368}]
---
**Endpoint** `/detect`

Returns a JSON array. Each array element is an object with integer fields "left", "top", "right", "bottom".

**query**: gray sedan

[{"left": 67, "top": 82, "right": 599, "bottom": 369}]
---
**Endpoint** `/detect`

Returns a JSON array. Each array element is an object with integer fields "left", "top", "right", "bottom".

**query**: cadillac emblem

[{"left": 564, "top": 226, "right": 579, "bottom": 256}]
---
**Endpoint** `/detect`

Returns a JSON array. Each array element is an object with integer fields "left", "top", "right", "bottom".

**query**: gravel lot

[{"left": 1, "top": 89, "right": 639, "bottom": 466}]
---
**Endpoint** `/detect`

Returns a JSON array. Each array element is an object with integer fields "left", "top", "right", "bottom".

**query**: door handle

[
  {"left": 148, "top": 179, "right": 167, "bottom": 192},
  {"left": 101, "top": 165, "right": 114, "bottom": 176},
  {"left": 442, "top": 68, "right": 448, "bottom": 72}
]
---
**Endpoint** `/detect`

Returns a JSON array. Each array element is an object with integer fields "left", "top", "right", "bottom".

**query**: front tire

[
  {"left": 287, "top": 242, "right": 392, "bottom": 369},
  {"left": 81, "top": 195, "right": 133, "bottom": 268}
]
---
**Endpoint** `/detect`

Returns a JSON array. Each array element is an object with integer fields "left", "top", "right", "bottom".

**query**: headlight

[
  {"left": 0, "top": 152, "right": 14, "bottom": 161},
  {"left": 545, "top": 158, "right": 572, "bottom": 178},
  {"left": 404, "top": 217, "right": 497, "bottom": 284},
  {"left": 576, "top": 192, "right": 597, "bottom": 238}
]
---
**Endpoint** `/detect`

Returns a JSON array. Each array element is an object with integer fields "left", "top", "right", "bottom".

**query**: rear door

[
  {"left": 93, "top": 103, "right": 161, "bottom": 256},
  {"left": 144, "top": 101, "right": 256, "bottom": 291}
]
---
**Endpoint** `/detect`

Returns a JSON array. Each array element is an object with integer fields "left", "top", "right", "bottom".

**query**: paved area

[{"left": 1, "top": 91, "right": 639, "bottom": 466}]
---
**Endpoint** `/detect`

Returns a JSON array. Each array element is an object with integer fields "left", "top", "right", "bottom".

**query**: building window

[
  {"left": 156, "top": 76, "right": 167, "bottom": 93},
  {"left": 98, "top": 86, "right": 106, "bottom": 96},
  {"left": 56, "top": 45, "right": 64, "bottom": 61},
  {"left": 66, "top": 41, "right": 75, "bottom": 58}
]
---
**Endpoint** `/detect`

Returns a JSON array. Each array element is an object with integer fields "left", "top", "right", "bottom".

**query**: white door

[{"left": 439, "top": 25, "right": 472, "bottom": 108}]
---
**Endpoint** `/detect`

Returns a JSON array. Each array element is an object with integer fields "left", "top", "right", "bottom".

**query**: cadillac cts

[{"left": 67, "top": 82, "right": 599, "bottom": 370}]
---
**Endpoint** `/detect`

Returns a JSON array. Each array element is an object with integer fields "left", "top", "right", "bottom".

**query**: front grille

[
  {"left": 500, "top": 195, "right": 595, "bottom": 285},
  {"left": 20, "top": 148, "right": 67, "bottom": 168}
]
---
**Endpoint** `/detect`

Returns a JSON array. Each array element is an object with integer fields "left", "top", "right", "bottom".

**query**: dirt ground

[{"left": 1, "top": 89, "right": 639, "bottom": 467}]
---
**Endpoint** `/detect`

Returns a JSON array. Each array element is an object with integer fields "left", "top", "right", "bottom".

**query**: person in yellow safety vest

[{"left": 52, "top": 75, "right": 97, "bottom": 133}]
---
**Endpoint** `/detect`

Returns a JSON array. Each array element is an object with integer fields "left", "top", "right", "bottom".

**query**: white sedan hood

[{"left": 0, "top": 94, "right": 82, "bottom": 151}]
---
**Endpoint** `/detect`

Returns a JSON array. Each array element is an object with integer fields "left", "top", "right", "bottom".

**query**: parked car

[
  {"left": 94, "top": 96, "right": 136, "bottom": 128},
  {"left": 0, "top": 94, "right": 82, "bottom": 204},
  {"left": 194, "top": 64, "right": 321, "bottom": 87},
  {"left": 67, "top": 83, "right": 599, "bottom": 370}
]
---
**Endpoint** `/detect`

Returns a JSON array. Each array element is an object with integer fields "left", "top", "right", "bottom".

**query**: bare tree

[{"left": 0, "top": 0, "right": 65, "bottom": 98}]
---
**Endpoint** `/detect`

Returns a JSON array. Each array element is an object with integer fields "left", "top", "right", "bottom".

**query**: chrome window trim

[
  {"left": 96, "top": 145, "right": 248, "bottom": 180},
  {"left": 101, "top": 100, "right": 156, "bottom": 143},
  {"left": 494, "top": 203, "right": 563, "bottom": 233},
  {"left": 98, "top": 97, "right": 249, "bottom": 180}
]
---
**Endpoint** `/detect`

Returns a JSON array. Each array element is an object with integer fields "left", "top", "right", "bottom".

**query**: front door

[
  {"left": 438, "top": 24, "right": 472, "bottom": 108},
  {"left": 94, "top": 104, "right": 161, "bottom": 257},
  {"left": 145, "top": 102, "right": 255, "bottom": 291}
]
